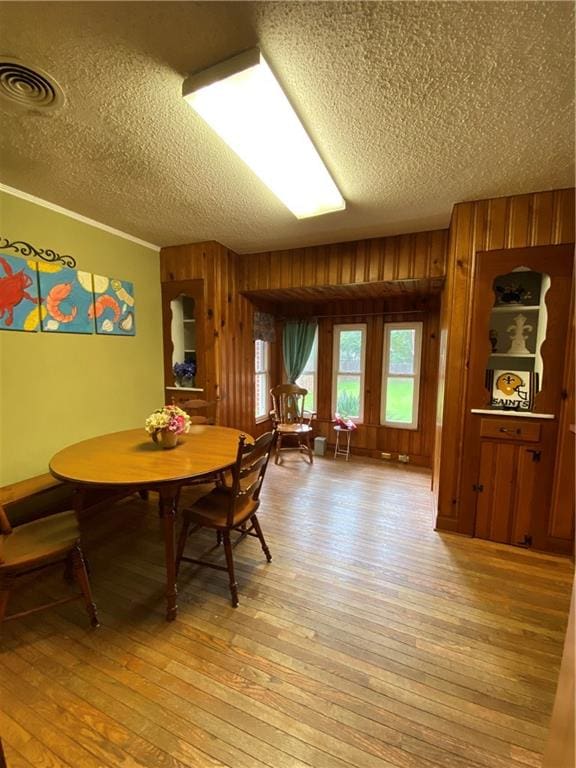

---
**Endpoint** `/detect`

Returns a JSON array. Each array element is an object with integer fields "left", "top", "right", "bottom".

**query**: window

[
  {"left": 381, "top": 322, "right": 423, "bottom": 429},
  {"left": 295, "top": 328, "right": 318, "bottom": 412},
  {"left": 254, "top": 340, "right": 270, "bottom": 422},
  {"left": 332, "top": 324, "right": 366, "bottom": 422}
]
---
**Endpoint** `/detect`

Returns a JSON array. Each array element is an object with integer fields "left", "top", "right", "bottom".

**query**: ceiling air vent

[{"left": 0, "top": 58, "right": 64, "bottom": 111}]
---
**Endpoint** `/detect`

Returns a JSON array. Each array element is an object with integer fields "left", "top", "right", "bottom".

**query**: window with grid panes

[
  {"left": 332, "top": 324, "right": 366, "bottom": 422},
  {"left": 255, "top": 340, "right": 270, "bottom": 422},
  {"left": 381, "top": 322, "right": 422, "bottom": 429},
  {"left": 295, "top": 327, "right": 318, "bottom": 412}
]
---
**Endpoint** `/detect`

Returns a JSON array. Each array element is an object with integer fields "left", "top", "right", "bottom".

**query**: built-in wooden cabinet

[
  {"left": 460, "top": 244, "right": 574, "bottom": 553},
  {"left": 474, "top": 421, "right": 545, "bottom": 546}
]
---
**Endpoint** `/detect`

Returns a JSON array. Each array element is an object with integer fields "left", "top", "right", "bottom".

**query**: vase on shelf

[
  {"left": 152, "top": 429, "right": 179, "bottom": 449},
  {"left": 175, "top": 377, "right": 195, "bottom": 388}
]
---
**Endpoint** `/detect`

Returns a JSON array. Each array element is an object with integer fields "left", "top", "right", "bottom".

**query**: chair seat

[
  {"left": 1, "top": 509, "right": 79, "bottom": 571},
  {"left": 182, "top": 486, "right": 258, "bottom": 529},
  {"left": 276, "top": 423, "right": 313, "bottom": 435}
]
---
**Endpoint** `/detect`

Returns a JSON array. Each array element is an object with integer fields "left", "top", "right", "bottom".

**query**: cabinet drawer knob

[{"left": 499, "top": 427, "right": 521, "bottom": 435}]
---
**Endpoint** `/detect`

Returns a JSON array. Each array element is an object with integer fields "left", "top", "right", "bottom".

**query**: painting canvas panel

[
  {"left": 0, "top": 253, "right": 40, "bottom": 332},
  {"left": 488, "top": 369, "right": 535, "bottom": 411},
  {"left": 93, "top": 275, "right": 135, "bottom": 335},
  {"left": 38, "top": 265, "right": 95, "bottom": 334}
]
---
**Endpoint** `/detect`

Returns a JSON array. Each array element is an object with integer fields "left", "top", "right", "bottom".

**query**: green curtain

[{"left": 282, "top": 320, "right": 317, "bottom": 383}]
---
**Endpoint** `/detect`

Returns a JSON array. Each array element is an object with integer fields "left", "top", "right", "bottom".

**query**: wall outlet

[
  {"left": 380, "top": 452, "right": 392, "bottom": 460},
  {"left": 398, "top": 454, "right": 410, "bottom": 463}
]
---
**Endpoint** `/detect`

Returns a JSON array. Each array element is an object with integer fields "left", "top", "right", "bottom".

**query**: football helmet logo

[{"left": 496, "top": 372, "right": 528, "bottom": 400}]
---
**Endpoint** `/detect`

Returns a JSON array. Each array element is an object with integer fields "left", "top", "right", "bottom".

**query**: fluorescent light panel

[{"left": 183, "top": 49, "right": 345, "bottom": 219}]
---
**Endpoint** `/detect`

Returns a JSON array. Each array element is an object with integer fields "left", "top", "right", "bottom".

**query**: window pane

[
  {"left": 255, "top": 340, "right": 265, "bottom": 372},
  {"left": 255, "top": 340, "right": 269, "bottom": 418},
  {"left": 303, "top": 331, "right": 318, "bottom": 373},
  {"left": 296, "top": 372, "right": 315, "bottom": 412},
  {"left": 255, "top": 372, "right": 268, "bottom": 418},
  {"left": 338, "top": 330, "right": 363, "bottom": 372},
  {"left": 385, "top": 377, "right": 414, "bottom": 423},
  {"left": 389, "top": 329, "right": 415, "bottom": 374},
  {"left": 336, "top": 375, "right": 361, "bottom": 418}
]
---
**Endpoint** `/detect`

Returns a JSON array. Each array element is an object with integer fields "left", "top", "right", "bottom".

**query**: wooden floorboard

[{"left": 1, "top": 456, "right": 573, "bottom": 768}]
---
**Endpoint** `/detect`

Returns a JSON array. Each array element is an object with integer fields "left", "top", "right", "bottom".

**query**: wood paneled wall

[
  {"left": 240, "top": 230, "right": 447, "bottom": 290},
  {"left": 273, "top": 295, "right": 440, "bottom": 466},
  {"left": 161, "top": 241, "right": 257, "bottom": 435},
  {"left": 434, "top": 188, "right": 575, "bottom": 533},
  {"left": 161, "top": 231, "right": 448, "bottom": 455}
]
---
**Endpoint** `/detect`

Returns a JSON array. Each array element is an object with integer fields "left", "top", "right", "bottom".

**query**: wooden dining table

[{"left": 49, "top": 425, "right": 249, "bottom": 620}]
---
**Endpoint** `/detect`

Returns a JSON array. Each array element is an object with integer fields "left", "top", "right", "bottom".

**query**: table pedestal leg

[{"left": 158, "top": 485, "right": 178, "bottom": 621}]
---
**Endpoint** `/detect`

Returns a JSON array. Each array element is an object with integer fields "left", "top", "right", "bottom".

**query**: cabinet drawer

[{"left": 480, "top": 418, "right": 541, "bottom": 442}]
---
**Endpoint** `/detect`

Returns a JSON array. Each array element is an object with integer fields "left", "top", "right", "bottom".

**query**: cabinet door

[{"left": 475, "top": 441, "right": 539, "bottom": 546}]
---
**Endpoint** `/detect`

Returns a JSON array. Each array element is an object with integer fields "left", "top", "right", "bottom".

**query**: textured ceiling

[{"left": 0, "top": 1, "right": 573, "bottom": 254}]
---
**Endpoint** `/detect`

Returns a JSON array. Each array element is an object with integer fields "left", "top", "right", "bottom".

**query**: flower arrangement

[
  {"left": 145, "top": 405, "right": 191, "bottom": 436},
  {"left": 333, "top": 412, "right": 357, "bottom": 430},
  {"left": 173, "top": 360, "right": 197, "bottom": 385}
]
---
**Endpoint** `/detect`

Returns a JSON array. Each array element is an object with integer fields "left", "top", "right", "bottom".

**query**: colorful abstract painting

[
  {"left": 0, "top": 253, "right": 40, "bottom": 332},
  {"left": 38, "top": 265, "right": 95, "bottom": 334},
  {"left": 92, "top": 275, "right": 135, "bottom": 335}
]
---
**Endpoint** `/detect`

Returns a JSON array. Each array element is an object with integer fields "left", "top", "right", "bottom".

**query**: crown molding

[{"left": 0, "top": 183, "right": 160, "bottom": 252}]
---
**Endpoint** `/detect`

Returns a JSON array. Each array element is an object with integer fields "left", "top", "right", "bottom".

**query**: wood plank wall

[
  {"left": 240, "top": 230, "right": 447, "bottom": 290},
  {"left": 160, "top": 231, "right": 448, "bottom": 462},
  {"left": 434, "top": 188, "right": 575, "bottom": 533},
  {"left": 161, "top": 241, "right": 257, "bottom": 434}
]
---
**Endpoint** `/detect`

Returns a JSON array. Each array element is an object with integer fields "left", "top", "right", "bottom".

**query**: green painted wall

[{"left": 0, "top": 190, "right": 164, "bottom": 485}]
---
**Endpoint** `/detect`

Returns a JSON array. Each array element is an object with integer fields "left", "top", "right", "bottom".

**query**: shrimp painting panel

[
  {"left": 38, "top": 266, "right": 95, "bottom": 334},
  {"left": 92, "top": 275, "right": 135, "bottom": 335},
  {"left": 0, "top": 253, "right": 40, "bottom": 332}
]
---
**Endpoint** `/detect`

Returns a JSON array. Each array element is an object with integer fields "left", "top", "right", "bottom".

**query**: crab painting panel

[
  {"left": 92, "top": 275, "right": 135, "bottom": 335},
  {"left": 0, "top": 253, "right": 40, "bottom": 332},
  {"left": 38, "top": 265, "right": 95, "bottom": 334}
]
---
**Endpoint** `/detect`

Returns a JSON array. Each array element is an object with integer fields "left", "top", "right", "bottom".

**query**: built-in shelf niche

[
  {"left": 170, "top": 294, "right": 197, "bottom": 380},
  {"left": 486, "top": 267, "right": 550, "bottom": 410}
]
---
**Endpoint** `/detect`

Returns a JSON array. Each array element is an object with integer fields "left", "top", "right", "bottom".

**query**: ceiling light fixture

[{"left": 182, "top": 48, "right": 345, "bottom": 220}]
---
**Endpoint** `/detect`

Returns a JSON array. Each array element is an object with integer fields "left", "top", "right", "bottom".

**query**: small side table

[{"left": 333, "top": 425, "right": 352, "bottom": 460}]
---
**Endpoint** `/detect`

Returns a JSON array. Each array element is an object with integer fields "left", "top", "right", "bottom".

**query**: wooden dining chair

[
  {"left": 176, "top": 431, "right": 277, "bottom": 607},
  {"left": 0, "top": 503, "right": 99, "bottom": 627},
  {"left": 269, "top": 384, "right": 316, "bottom": 464},
  {"left": 179, "top": 398, "right": 217, "bottom": 425}
]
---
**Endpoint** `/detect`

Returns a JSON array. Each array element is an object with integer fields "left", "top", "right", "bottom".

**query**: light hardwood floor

[{"left": 0, "top": 456, "right": 573, "bottom": 768}]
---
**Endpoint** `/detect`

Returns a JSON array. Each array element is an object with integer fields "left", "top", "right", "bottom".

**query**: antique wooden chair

[
  {"left": 0, "top": 503, "right": 99, "bottom": 627},
  {"left": 269, "top": 384, "right": 316, "bottom": 464},
  {"left": 176, "top": 431, "right": 277, "bottom": 607},
  {"left": 179, "top": 398, "right": 217, "bottom": 425}
]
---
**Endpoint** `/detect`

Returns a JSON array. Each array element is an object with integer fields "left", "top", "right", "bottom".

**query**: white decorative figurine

[{"left": 507, "top": 313, "right": 533, "bottom": 355}]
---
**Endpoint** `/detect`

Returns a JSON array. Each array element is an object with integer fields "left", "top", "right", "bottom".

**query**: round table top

[{"left": 50, "top": 426, "right": 249, "bottom": 487}]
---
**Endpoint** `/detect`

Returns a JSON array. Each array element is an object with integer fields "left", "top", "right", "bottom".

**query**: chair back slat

[
  {"left": 177, "top": 398, "right": 218, "bottom": 425},
  {"left": 270, "top": 385, "right": 308, "bottom": 425},
  {"left": 226, "top": 431, "right": 277, "bottom": 526}
]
